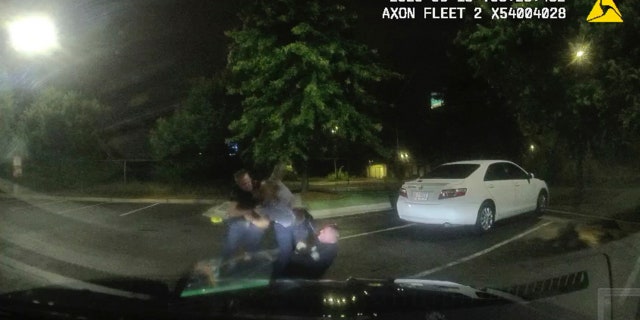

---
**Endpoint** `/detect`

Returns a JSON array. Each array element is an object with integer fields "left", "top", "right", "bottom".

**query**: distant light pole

[
  {"left": 5, "top": 14, "right": 59, "bottom": 192},
  {"left": 330, "top": 125, "right": 339, "bottom": 179}
]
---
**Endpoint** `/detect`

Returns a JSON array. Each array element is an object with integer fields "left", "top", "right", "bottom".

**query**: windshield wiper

[{"left": 394, "top": 279, "right": 525, "bottom": 303}]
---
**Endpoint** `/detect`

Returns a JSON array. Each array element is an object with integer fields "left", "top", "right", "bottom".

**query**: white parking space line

[
  {"left": 409, "top": 221, "right": 554, "bottom": 278},
  {"left": 119, "top": 203, "right": 160, "bottom": 217},
  {"left": 0, "top": 254, "right": 151, "bottom": 300},
  {"left": 8, "top": 199, "right": 68, "bottom": 212},
  {"left": 0, "top": 197, "right": 23, "bottom": 203},
  {"left": 56, "top": 202, "right": 106, "bottom": 214},
  {"left": 34, "top": 199, "right": 68, "bottom": 206},
  {"left": 341, "top": 223, "right": 417, "bottom": 240}
]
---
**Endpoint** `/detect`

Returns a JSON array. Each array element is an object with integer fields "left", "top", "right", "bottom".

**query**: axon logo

[{"left": 587, "top": 0, "right": 623, "bottom": 23}]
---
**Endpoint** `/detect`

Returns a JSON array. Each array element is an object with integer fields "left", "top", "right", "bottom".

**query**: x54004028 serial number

[{"left": 483, "top": 7, "right": 566, "bottom": 19}]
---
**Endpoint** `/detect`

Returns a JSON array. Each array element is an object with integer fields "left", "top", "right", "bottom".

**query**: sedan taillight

[
  {"left": 399, "top": 187, "right": 407, "bottom": 198},
  {"left": 438, "top": 188, "right": 467, "bottom": 199}
]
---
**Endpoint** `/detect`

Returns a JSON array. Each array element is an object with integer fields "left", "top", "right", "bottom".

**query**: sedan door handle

[{"left": 487, "top": 184, "right": 495, "bottom": 189}]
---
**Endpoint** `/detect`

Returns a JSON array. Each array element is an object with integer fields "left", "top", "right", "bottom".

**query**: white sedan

[{"left": 396, "top": 160, "right": 549, "bottom": 233}]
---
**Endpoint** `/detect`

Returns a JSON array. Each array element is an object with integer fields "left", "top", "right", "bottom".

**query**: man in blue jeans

[
  {"left": 221, "top": 169, "right": 269, "bottom": 272},
  {"left": 257, "top": 178, "right": 297, "bottom": 279}
]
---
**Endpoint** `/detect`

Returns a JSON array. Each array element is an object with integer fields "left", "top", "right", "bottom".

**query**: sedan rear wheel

[{"left": 474, "top": 202, "right": 495, "bottom": 234}]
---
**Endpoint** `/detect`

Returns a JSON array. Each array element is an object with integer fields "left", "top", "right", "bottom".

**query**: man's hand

[
  {"left": 226, "top": 202, "right": 253, "bottom": 218},
  {"left": 246, "top": 210, "right": 270, "bottom": 229}
]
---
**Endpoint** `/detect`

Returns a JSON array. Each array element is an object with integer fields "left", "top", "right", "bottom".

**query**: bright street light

[
  {"left": 573, "top": 47, "right": 588, "bottom": 64},
  {"left": 569, "top": 41, "right": 590, "bottom": 65},
  {"left": 7, "top": 14, "right": 59, "bottom": 55}
]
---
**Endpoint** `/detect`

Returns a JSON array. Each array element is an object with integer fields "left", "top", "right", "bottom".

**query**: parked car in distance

[{"left": 397, "top": 160, "right": 549, "bottom": 233}]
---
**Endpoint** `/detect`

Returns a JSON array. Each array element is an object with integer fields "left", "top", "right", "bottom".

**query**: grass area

[
  {"left": 23, "top": 178, "right": 395, "bottom": 210},
  {"left": 298, "top": 185, "right": 640, "bottom": 215},
  {"left": 46, "top": 181, "right": 228, "bottom": 199},
  {"left": 300, "top": 190, "right": 393, "bottom": 210},
  {"left": 549, "top": 185, "right": 640, "bottom": 215}
]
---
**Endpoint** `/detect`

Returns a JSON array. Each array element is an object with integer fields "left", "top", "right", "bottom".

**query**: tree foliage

[
  {"left": 225, "top": 0, "right": 398, "bottom": 173},
  {"left": 0, "top": 82, "right": 17, "bottom": 162},
  {"left": 149, "top": 76, "right": 237, "bottom": 181},
  {"left": 457, "top": 0, "right": 640, "bottom": 185},
  {"left": 0, "top": 87, "right": 112, "bottom": 190},
  {"left": 19, "top": 87, "right": 107, "bottom": 162}
]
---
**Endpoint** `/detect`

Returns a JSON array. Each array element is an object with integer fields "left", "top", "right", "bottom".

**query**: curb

[
  {"left": 310, "top": 202, "right": 393, "bottom": 219},
  {"left": 202, "top": 201, "right": 393, "bottom": 221},
  {"left": 0, "top": 177, "right": 221, "bottom": 205}
]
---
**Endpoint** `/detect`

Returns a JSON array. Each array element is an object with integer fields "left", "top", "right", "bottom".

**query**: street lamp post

[
  {"left": 330, "top": 126, "right": 341, "bottom": 180},
  {"left": 4, "top": 13, "right": 59, "bottom": 193}
]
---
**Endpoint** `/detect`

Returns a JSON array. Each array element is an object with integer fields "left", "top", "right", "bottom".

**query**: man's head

[
  {"left": 259, "top": 179, "right": 280, "bottom": 203},
  {"left": 234, "top": 169, "right": 253, "bottom": 192},
  {"left": 317, "top": 224, "right": 339, "bottom": 244}
]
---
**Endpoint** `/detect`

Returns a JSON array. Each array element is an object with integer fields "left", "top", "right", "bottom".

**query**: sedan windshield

[{"left": 423, "top": 164, "right": 480, "bottom": 179}]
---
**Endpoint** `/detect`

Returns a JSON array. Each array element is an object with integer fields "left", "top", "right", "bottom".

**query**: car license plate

[{"left": 414, "top": 191, "right": 429, "bottom": 201}]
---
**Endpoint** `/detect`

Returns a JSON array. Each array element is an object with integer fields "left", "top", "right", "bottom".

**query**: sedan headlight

[{"left": 438, "top": 188, "right": 467, "bottom": 199}]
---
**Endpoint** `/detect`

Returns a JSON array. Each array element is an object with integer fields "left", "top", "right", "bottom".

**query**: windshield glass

[{"left": 1, "top": 1, "right": 639, "bottom": 319}]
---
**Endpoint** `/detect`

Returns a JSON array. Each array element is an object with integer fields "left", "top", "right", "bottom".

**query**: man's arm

[
  {"left": 226, "top": 201, "right": 252, "bottom": 218},
  {"left": 227, "top": 202, "right": 270, "bottom": 228}
]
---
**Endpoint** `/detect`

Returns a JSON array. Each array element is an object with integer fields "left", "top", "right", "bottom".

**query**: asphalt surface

[{"left": 2, "top": 181, "right": 640, "bottom": 319}]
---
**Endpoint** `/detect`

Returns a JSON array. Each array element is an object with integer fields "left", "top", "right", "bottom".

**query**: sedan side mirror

[{"left": 529, "top": 172, "right": 535, "bottom": 179}]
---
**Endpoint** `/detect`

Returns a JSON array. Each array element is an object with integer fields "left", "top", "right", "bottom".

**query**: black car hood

[
  {"left": 1, "top": 276, "right": 593, "bottom": 320},
  {"left": 0, "top": 252, "right": 611, "bottom": 320}
]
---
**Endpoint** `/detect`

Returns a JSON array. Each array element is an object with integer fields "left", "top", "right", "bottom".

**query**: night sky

[
  {"left": 2, "top": 1, "right": 462, "bottom": 113},
  {"left": 2, "top": 0, "right": 475, "bottom": 162}
]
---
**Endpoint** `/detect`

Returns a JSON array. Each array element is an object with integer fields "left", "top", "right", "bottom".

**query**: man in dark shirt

[{"left": 221, "top": 169, "right": 269, "bottom": 266}]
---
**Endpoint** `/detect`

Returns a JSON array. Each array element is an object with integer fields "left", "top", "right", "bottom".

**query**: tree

[
  {"left": 0, "top": 81, "right": 20, "bottom": 178},
  {"left": 20, "top": 87, "right": 107, "bottom": 161},
  {"left": 0, "top": 81, "right": 16, "bottom": 159},
  {"left": 0, "top": 71, "right": 31, "bottom": 171},
  {"left": 457, "top": 0, "right": 639, "bottom": 189},
  {"left": 593, "top": 1, "right": 640, "bottom": 165},
  {"left": 149, "top": 76, "right": 238, "bottom": 182},
  {"left": 225, "top": 0, "right": 397, "bottom": 190},
  {"left": 14, "top": 87, "right": 110, "bottom": 190}
]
